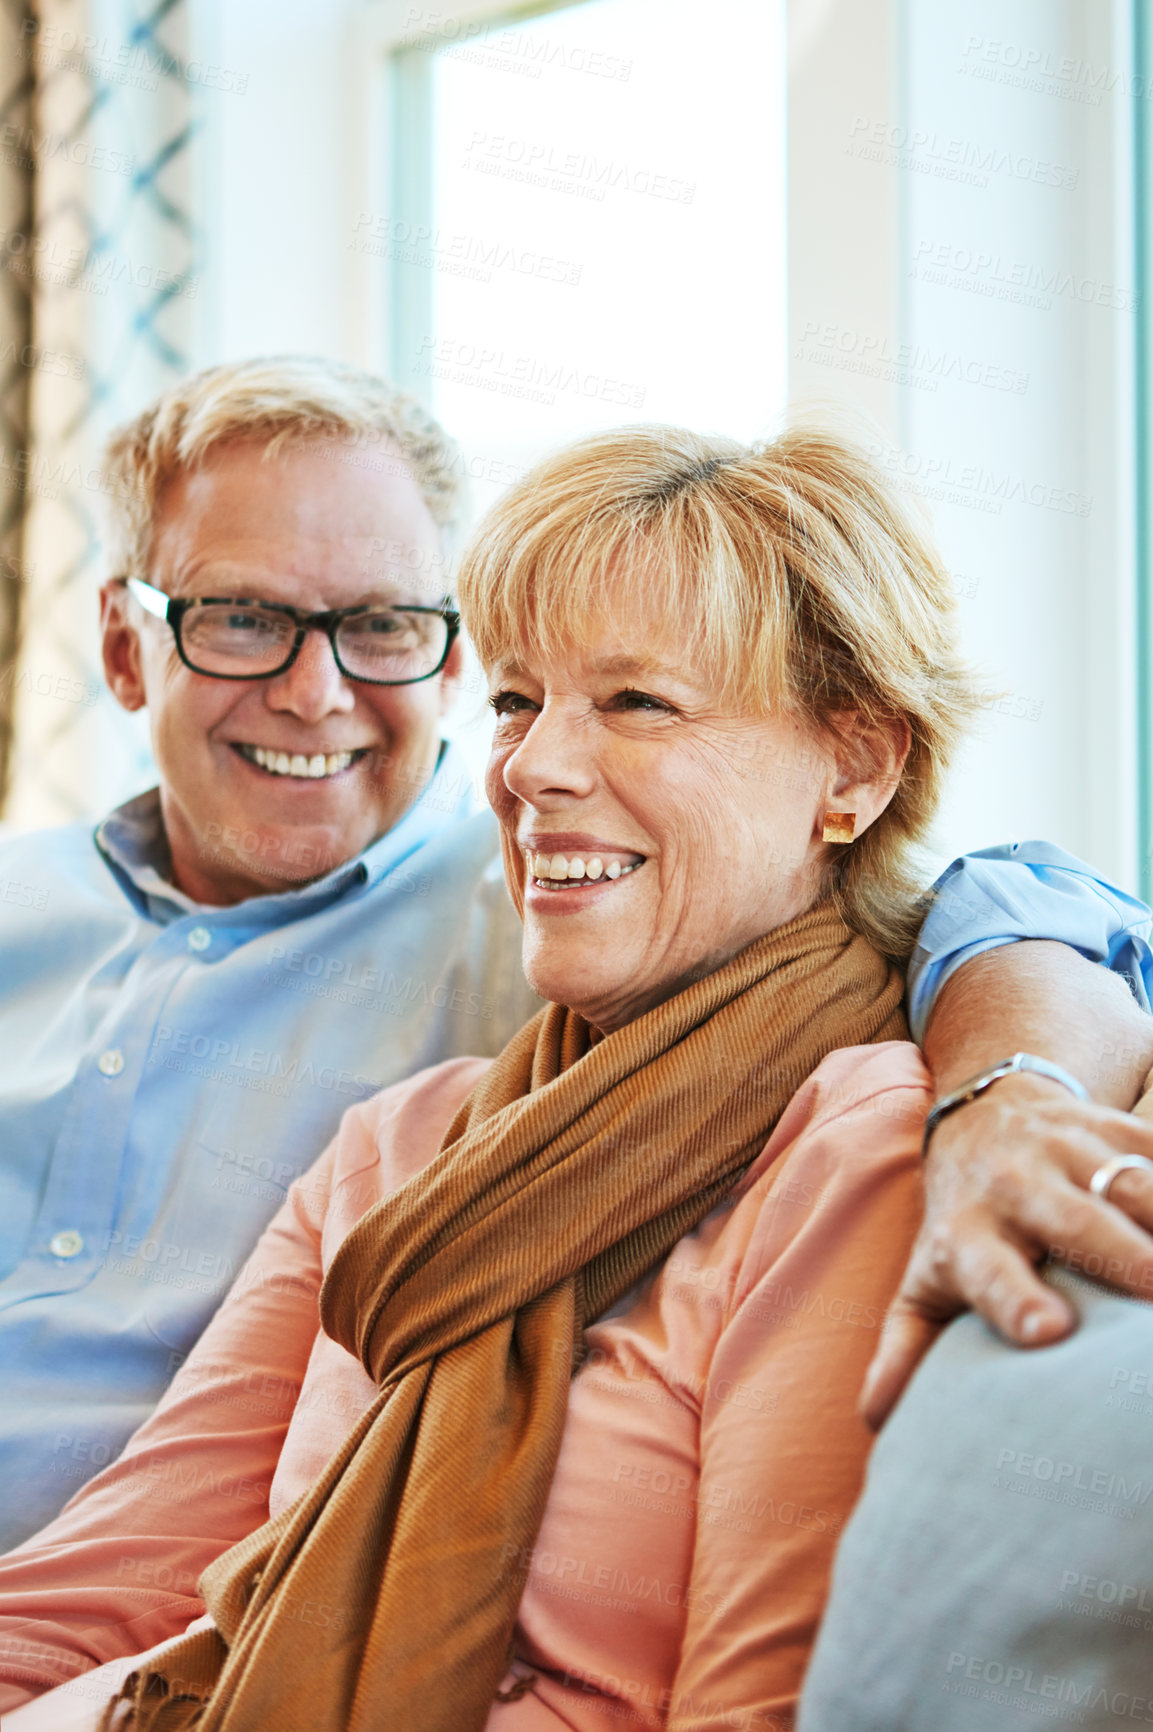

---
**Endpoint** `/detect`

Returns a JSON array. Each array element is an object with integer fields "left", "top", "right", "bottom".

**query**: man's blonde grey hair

[
  {"left": 101, "top": 355, "right": 463, "bottom": 578},
  {"left": 457, "top": 422, "right": 984, "bottom": 962}
]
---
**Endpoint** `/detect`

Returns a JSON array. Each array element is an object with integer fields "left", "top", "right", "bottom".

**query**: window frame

[
  {"left": 349, "top": 0, "right": 597, "bottom": 393},
  {"left": 1135, "top": 0, "right": 1153, "bottom": 899}
]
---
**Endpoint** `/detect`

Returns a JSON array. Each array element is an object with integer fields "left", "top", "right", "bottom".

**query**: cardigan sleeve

[
  {"left": 668, "top": 1065, "right": 929, "bottom": 1730},
  {"left": 0, "top": 1057, "right": 488, "bottom": 1716}
]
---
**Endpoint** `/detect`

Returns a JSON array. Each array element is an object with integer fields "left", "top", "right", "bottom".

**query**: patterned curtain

[
  {"left": 0, "top": 0, "right": 199, "bottom": 829},
  {"left": 0, "top": 0, "right": 34, "bottom": 809}
]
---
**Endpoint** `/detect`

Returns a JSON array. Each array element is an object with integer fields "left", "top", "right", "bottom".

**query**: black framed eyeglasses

[{"left": 118, "top": 576, "right": 460, "bottom": 686}]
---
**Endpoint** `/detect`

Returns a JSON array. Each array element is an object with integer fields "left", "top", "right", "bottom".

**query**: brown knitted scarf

[{"left": 101, "top": 901, "right": 905, "bottom": 1732}]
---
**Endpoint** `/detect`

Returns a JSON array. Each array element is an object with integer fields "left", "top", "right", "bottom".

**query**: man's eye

[
  {"left": 358, "top": 612, "right": 425, "bottom": 638},
  {"left": 224, "top": 612, "right": 270, "bottom": 633}
]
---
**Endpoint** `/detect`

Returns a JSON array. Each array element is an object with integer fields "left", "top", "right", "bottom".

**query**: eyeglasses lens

[
  {"left": 337, "top": 611, "right": 448, "bottom": 681},
  {"left": 181, "top": 606, "right": 293, "bottom": 672},
  {"left": 180, "top": 605, "right": 449, "bottom": 682}
]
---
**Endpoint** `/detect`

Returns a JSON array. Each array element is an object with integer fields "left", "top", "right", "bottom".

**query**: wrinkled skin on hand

[{"left": 864, "top": 942, "right": 1153, "bottom": 1429}]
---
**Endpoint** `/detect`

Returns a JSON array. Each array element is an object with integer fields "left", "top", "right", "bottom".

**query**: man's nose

[{"left": 263, "top": 629, "right": 355, "bottom": 721}]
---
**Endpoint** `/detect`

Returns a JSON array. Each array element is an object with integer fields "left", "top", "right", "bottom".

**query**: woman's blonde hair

[
  {"left": 457, "top": 422, "right": 982, "bottom": 960},
  {"left": 101, "top": 355, "right": 463, "bottom": 578}
]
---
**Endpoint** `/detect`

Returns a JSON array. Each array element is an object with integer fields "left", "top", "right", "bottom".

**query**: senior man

[
  {"left": 2, "top": 355, "right": 1153, "bottom": 1572},
  {"left": 0, "top": 357, "right": 541, "bottom": 1550}
]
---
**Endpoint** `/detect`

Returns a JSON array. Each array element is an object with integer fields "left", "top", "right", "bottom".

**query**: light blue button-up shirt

[
  {"left": 908, "top": 840, "right": 1153, "bottom": 1042},
  {"left": 0, "top": 820, "right": 1148, "bottom": 1551},
  {"left": 0, "top": 747, "right": 538, "bottom": 1550}
]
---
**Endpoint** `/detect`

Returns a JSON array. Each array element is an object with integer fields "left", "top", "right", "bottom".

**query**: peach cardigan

[{"left": 0, "top": 1043, "right": 928, "bottom": 1730}]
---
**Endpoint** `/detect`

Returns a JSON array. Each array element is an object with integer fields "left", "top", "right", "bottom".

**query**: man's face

[{"left": 100, "top": 437, "right": 462, "bottom": 906}]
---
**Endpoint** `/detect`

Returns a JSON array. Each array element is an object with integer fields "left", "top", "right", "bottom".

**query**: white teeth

[
  {"left": 525, "top": 849, "right": 640, "bottom": 885},
  {"left": 241, "top": 745, "right": 356, "bottom": 779}
]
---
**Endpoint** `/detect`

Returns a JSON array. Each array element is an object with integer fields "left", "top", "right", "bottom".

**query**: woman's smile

[
  {"left": 522, "top": 832, "right": 647, "bottom": 904},
  {"left": 486, "top": 627, "right": 840, "bottom": 1033}
]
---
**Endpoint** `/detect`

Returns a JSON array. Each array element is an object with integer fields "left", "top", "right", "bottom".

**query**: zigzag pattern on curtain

[
  {"left": 1, "top": 0, "right": 200, "bottom": 827},
  {"left": 0, "top": 0, "right": 34, "bottom": 810}
]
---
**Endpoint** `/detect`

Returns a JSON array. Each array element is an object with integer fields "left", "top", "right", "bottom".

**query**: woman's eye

[
  {"left": 613, "top": 688, "right": 672, "bottom": 713},
  {"left": 488, "top": 690, "right": 535, "bottom": 718}
]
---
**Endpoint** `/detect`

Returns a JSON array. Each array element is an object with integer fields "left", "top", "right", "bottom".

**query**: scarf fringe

[
  {"left": 97, "top": 1626, "right": 224, "bottom": 1729},
  {"left": 98, "top": 1674, "right": 206, "bottom": 1731}
]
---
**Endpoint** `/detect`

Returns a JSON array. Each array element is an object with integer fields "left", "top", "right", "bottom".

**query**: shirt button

[
  {"left": 50, "top": 1229, "right": 84, "bottom": 1259},
  {"left": 188, "top": 926, "right": 211, "bottom": 952},
  {"left": 98, "top": 1048, "right": 125, "bottom": 1077}
]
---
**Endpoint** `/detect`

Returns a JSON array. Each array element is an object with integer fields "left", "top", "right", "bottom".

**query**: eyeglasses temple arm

[{"left": 124, "top": 576, "right": 174, "bottom": 622}]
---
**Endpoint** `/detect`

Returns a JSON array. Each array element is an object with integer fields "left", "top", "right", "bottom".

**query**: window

[{"left": 387, "top": 0, "right": 787, "bottom": 524}]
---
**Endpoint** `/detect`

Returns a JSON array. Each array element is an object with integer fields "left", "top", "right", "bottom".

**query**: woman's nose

[{"left": 500, "top": 701, "right": 598, "bottom": 805}]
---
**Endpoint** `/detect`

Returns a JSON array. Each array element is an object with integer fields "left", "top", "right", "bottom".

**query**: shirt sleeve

[
  {"left": 907, "top": 841, "right": 1153, "bottom": 1044},
  {"left": 668, "top": 1057, "right": 930, "bottom": 1731},
  {"left": 0, "top": 1141, "right": 333, "bottom": 1714}
]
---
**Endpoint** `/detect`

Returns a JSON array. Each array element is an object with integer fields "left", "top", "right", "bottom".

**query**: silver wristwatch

[{"left": 922, "top": 1051, "right": 1089, "bottom": 1154}]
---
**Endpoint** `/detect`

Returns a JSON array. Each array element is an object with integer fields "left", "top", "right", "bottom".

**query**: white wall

[
  {"left": 788, "top": 0, "right": 1139, "bottom": 887},
  {"left": 189, "top": 0, "right": 370, "bottom": 365}
]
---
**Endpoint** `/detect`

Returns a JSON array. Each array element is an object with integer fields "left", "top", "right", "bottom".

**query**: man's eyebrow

[{"left": 172, "top": 567, "right": 432, "bottom": 605}]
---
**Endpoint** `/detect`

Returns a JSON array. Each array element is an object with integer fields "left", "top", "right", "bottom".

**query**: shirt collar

[{"left": 94, "top": 742, "right": 481, "bottom": 924}]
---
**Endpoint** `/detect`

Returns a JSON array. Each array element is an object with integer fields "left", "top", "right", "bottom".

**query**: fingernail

[{"left": 1020, "top": 1310, "right": 1048, "bottom": 1342}]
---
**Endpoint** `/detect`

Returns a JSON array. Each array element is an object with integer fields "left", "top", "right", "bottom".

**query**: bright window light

[
  {"left": 406, "top": 0, "right": 786, "bottom": 521},
  {"left": 395, "top": 0, "right": 787, "bottom": 773}
]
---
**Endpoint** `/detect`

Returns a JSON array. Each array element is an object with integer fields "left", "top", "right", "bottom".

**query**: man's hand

[
  {"left": 863, "top": 941, "right": 1153, "bottom": 1429},
  {"left": 863, "top": 1075, "right": 1153, "bottom": 1425}
]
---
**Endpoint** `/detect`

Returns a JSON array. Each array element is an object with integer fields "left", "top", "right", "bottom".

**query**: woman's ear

[{"left": 821, "top": 711, "right": 911, "bottom": 840}]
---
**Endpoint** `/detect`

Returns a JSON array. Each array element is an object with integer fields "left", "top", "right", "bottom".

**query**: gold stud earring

[{"left": 822, "top": 811, "right": 856, "bottom": 845}]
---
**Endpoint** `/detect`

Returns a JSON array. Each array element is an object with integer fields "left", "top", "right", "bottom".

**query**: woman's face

[{"left": 486, "top": 612, "right": 840, "bottom": 1033}]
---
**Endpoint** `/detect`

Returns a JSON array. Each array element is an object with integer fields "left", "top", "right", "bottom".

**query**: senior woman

[{"left": 4, "top": 424, "right": 975, "bottom": 1732}]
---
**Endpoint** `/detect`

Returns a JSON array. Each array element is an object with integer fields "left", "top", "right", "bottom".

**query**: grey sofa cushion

[{"left": 799, "top": 1267, "right": 1153, "bottom": 1730}]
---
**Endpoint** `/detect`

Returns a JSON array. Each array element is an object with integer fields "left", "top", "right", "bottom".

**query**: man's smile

[{"left": 231, "top": 743, "right": 371, "bottom": 780}]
